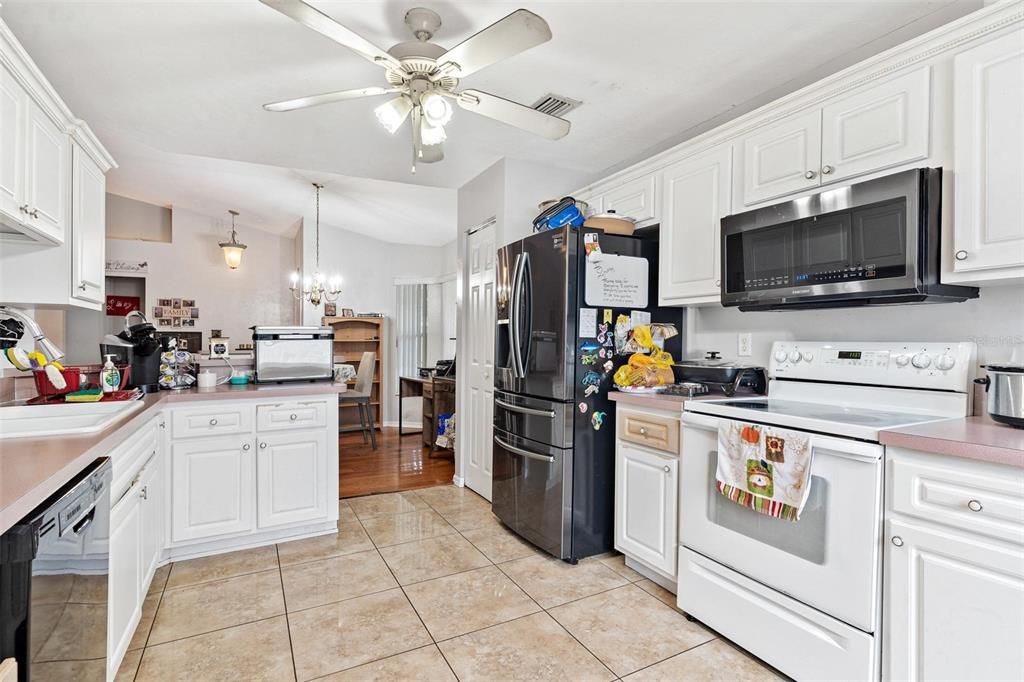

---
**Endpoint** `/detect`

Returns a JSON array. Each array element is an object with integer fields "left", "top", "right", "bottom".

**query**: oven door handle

[
  {"left": 682, "top": 413, "right": 883, "bottom": 461},
  {"left": 494, "top": 436, "right": 555, "bottom": 463},
  {"left": 495, "top": 399, "right": 555, "bottom": 418}
]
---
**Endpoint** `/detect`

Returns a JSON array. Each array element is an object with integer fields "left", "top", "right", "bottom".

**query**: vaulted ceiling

[{"left": 1, "top": 1, "right": 980, "bottom": 243}]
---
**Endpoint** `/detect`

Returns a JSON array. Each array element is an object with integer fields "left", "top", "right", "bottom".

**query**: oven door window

[{"left": 705, "top": 451, "right": 828, "bottom": 565}]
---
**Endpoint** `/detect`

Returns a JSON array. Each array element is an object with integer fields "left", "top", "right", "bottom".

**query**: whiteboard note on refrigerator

[{"left": 585, "top": 254, "right": 648, "bottom": 308}]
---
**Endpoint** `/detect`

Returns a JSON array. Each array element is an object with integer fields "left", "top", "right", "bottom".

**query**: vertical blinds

[{"left": 395, "top": 283, "right": 427, "bottom": 385}]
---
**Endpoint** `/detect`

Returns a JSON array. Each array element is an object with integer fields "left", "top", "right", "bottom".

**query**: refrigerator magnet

[
  {"left": 578, "top": 402, "right": 588, "bottom": 413},
  {"left": 582, "top": 370, "right": 602, "bottom": 386},
  {"left": 584, "top": 384, "right": 600, "bottom": 397},
  {"left": 579, "top": 341, "right": 600, "bottom": 353},
  {"left": 603, "top": 360, "right": 614, "bottom": 372},
  {"left": 603, "top": 309, "right": 613, "bottom": 324},
  {"left": 591, "top": 411, "right": 607, "bottom": 430},
  {"left": 584, "top": 232, "right": 601, "bottom": 259},
  {"left": 581, "top": 352, "right": 598, "bottom": 365}
]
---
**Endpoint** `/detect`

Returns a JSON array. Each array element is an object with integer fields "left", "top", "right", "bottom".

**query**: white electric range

[{"left": 678, "top": 341, "right": 977, "bottom": 682}]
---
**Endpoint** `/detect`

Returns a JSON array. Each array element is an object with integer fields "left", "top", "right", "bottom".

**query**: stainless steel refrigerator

[{"left": 492, "top": 226, "right": 681, "bottom": 562}]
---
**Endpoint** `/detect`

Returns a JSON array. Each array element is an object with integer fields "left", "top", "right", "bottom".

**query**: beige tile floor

[{"left": 117, "top": 484, "right": 787, "bottom": 682}]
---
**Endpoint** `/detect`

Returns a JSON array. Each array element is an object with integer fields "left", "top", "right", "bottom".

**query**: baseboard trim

[{"left": 452, "top": 475, "right": 465, "bottom": 487}]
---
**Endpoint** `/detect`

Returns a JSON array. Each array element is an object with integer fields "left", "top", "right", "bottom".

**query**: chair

[{"left": 340, "top": 351, "right": 377, "bottom": 449}]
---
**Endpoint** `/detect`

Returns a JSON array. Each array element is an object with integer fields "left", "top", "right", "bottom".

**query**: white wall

[
  {"left": 688, "top": 284, "right": 1024, "bottom": 370},
  {"left": 299, "top": 220, "right": 447, "bottom": 424},
  {"left": 106, "top": 194, "right": 171, "bottom": 242}
]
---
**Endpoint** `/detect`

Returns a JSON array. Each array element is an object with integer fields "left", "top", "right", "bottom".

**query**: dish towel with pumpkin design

[{"left": 715, "top": 421, "right": 813, "bottom": 521}]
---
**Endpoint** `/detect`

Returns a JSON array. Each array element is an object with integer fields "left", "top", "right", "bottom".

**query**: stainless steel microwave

[{"left": 720, "top": 168, "right": 978, "bottom": 310}]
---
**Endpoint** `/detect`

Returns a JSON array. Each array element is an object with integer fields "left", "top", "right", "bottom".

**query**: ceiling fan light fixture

[
  {"left": 375, "top": 96, "right": 412, "bottom": 134},
  {"left": 420, "top": 120, "right": 446, "bottom": 146},
  {"left": 420, "top": 91, "right": 452, "bottom": 127}
]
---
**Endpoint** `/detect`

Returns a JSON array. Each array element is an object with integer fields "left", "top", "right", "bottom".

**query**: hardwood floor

[{"left": 339, "top": 427, "right": 454, "bottom": 498}]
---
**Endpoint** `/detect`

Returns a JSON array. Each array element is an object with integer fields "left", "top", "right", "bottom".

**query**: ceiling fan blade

[
  {"left": 420, "top": 142, "right": 444, "bottom": 163},
  {"left": 264, "top": 86, "right": 398, "bottom": 112},
  {"left": 437, "top": 9, "right": 552, "bottom": 78},
  {"left": 457, "top": 89, "right": 570, "bottom": 140},
  {"left": 259, "top": 0, "right": 402, "bottom": 70}
]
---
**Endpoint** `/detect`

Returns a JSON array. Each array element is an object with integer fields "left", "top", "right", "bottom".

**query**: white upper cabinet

[
  {"left": 601, "top": 175, "right": 659, "bottom": 225},
  {"left": 0, "top": 63, "right": 25, "bottom": 231},
  {"left": 952, "top": 28, "right": 1024, "bottom": 277},
  {"left": 739, "top": 67, "right": 931, "bottom": 209},
  {"left": 23, "top": 99, "right": 68, "bottom": 243},
  {"left": 821, "top": 67, "right": 930, "bottom": 183},
  {"left": 740, "top": 109, "right": 822, "bottom": 206},
  {"left": 71, "top": 143, "right": 106, "bottom": 304},
  {"left": 659, "top": 145, "right": 732, "bottom": 305}
]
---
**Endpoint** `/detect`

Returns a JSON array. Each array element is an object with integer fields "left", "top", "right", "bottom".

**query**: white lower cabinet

[
  {"left": 883, "top": 448, "right": 1024, "bottom": 681},
  {"left": 138, "top": 452, "right": 164, "bottom": 588},
  {"left": 107, "top": 481, "right": 142, "bottom": 677},
  {"left": 256, "top": 429, "right": 329, "bottom": 528},
  {"left": 615, "top": 442, "right": 678, "bottom": 577},
  {"left": 170, "top": 435, "right": 254, "bottom": 543}
]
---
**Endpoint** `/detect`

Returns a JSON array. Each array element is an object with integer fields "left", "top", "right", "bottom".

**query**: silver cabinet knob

[
  {"left": 29, "top": 208, "right": 39, "bottom": 219},
  {"left": 290, "top": 414, "right": 298, "bottom": 421},
  {"left": 715, "top": 279, "right": 721, "bottom": 288},
  {"left": 821, "top": 165, "right": 834, "bottom": 175},
  {"left": 140, "top": 486, "right": 148, "bottom": 500},
  {"left": 18, "top": 204, "right": 29, "bottom": 214},
  {"left": 242, "top": 443, "right": 251, "bottom": 451},
  {"left": 804, "top": 170, "right": 816, "bottom": 179},
  {"left": 259, "top": 442, "right": 267, "bottom": 449},
  {"left": 955, "top": 250, "right": 968, "bottom": 261},
  {"left": 159, "top": 422, "right": 166, "bottom": 429},
  {"left": 663, "top": 465, "right": 671, "bottom": 473},
  {"left": 967, "top": 499, "right": 983, "bottom": 512},
  {"left": 891, "top": 536, "right": 904, "bottom": 547},
  {"left": 209, "top": 418, "right": 218, "bottom": 425},
  {"left": 78, "top": 283, "right": 87, "bottom": 291}
]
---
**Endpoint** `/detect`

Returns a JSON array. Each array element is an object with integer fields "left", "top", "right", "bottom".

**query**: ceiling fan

[{"left": 259, "top": 0, "right": 571, "bottom": 172}]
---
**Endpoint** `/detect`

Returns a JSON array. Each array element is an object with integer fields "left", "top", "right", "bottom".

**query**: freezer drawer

[
  {"left": 492, "top": 427, "right": 573, "bottom": 559},
  {"left": 678, "top": 547, "right": 878, "bottom": 681},
  {"left": 493, "top": 390, "right": 573, "bottom": 449}
]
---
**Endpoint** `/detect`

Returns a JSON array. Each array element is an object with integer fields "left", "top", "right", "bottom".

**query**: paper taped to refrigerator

[{"left": 584, "top": 254, "right": 648, "bottom": 308}]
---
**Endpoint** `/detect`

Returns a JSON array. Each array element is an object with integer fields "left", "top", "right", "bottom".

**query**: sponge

[
  {"left": 64, "top": 387, "right": 104, "bottom": 402},
  {"left": 4, "top": 347, "right": 31, "bottom": 370}
]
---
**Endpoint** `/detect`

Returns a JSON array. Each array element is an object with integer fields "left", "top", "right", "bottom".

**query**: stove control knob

[
  {"left": 803, "top": 352, "right": 814, "bottom": 362},
  {"left": 911, "top": 353, "right": 932, "bottom": 369},
  {"left": 895, "top": 354, "right": 910, "bottom": 367},
  {"left": 774, "top": 350, "right": 789, "bottom": 363},
  {"left": 788, "top": 350, "right": 802, "bottom": 363},
  {"left": 935, "top": 354, "right": 956, "bottom": 371}
]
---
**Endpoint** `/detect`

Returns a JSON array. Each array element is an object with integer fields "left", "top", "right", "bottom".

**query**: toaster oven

[{"left": 252, "top": 326, "right": 334, "bottom": 383}]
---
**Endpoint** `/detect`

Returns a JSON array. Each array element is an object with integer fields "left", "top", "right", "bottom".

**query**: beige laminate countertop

[
  {"left": 0, "top": 382, "right": 346, "bottom": 534},
  {"left": 879, "top": 417, "right": 1024, "bottom": 469}
]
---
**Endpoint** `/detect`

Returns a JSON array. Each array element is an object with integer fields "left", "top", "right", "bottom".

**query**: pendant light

[
  {"left": 290, "top": 183, "right": 342, "bottom": 306},
  {"left": 219, "top": 209, "right": 247, "bottom": 269}
]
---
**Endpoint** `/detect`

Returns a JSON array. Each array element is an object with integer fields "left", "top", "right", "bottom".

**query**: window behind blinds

[{"left": 395, "top": 283, "right": 428, "bottom": 388}]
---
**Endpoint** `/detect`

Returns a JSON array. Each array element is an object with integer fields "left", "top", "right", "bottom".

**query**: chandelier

[{"left": 290, "top": 183, "right": 341, "bottom": 306}]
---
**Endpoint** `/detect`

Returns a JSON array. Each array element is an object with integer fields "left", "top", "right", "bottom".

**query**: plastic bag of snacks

[{"left": 613, "top": 332, "right": 675, "bottom": 388}]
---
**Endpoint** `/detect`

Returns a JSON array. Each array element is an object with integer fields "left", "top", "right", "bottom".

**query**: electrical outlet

[{"left": 737, "top": 333, "right": 752, "bottom": 357}]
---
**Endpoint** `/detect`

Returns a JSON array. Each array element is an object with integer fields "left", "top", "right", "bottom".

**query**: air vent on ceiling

[{"left": 531, "top": 93, "right": 581, "bottom": 118}]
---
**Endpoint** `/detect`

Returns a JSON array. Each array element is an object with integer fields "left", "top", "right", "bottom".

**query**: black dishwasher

[{"left": 0, "top": 458, "right": 112, "bottom": 682}]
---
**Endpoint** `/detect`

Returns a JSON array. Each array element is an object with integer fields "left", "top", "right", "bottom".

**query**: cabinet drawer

[
  {"left": 256, "top": 401, "right": 327, "bottom": 432},
  {"left": 110, "top": 418, "right": 160, "bottom": 503},
  {"left": 171, "top": 404, "right": 254, "bottom": 439},
  {"left": 889, "top": 449, "right": 1024, "bottom": 546},
  {"left": 617, "top": 409, "right": 680, "bottom": 455}
]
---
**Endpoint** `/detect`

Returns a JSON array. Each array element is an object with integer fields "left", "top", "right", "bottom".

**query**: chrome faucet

[{"left": 0, "top": 305, "right": 65, "bottom": 362}]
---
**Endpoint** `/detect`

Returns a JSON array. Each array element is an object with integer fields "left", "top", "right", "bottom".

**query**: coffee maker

[{"left": 101, "top": 312, "right": 166, "bottom": 393}]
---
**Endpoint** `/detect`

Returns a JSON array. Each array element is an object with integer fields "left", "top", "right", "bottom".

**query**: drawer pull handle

[
  {"left": 967, "top": 499, "right": 983, "bottom": 512},
  {"left": 663, "top": 465, "right": 671, "bottom": 473},
  {"left": 891, "top": 536, "right": 904, "bottom": 547},
  {"left": 290, "top": 414, "right": 298, "bottom": 421},
  {"left": 639, "top": 427, "right": 647, "bottom": 435},
  {"left": 209, "top": 418, "right": 218, "bottom": 426}
]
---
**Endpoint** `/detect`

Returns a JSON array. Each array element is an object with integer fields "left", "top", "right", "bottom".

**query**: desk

[{"left": 398, "top": 374, "right": 456, "bottom": 454}]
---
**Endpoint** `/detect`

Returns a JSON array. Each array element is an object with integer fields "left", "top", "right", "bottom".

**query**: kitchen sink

[{"left": 0, "top": 400, "right": 146, "bottom": 439}]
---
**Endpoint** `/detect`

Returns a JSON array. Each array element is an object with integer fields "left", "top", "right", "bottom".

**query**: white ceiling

[{"left": 1, "top": 0, "right": 981, "bottom": 243}]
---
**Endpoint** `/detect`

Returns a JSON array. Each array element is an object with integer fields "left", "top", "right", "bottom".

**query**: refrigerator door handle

[
  {"left": 495, "top": 398, "right": 555, "bottom": 418},
  {"left": 494, "top": 436, "right": 556, "bottom": 463},
  {"left": 519, "top": 251, "right": 533, "bottom": 376},
  {"left": 510, "top": 253, "right": 525, "bottom": 378}
]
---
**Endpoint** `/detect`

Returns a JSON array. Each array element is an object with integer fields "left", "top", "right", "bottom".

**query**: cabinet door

[
  {"left": 171, "top": 435, "right": 254, "bottom": 543},
  {"left": 614, "top": 441, "right": 678, "bottom": 577},
  {"left": 821, "top": 67, "right": 930, "bottom": 184},
  {"left": 659, "top": 145, "right": 732, "bottom": 304},
  {"left": 71, "top": 143, "right": 106, "bottom": 304},
  {"left": 740, "top": 108, "right": 821, "bottom": 206},
  {"left": 0, "top": 64, "right": 26, "bottom": 226},
  {"left": 256, "top": 429, "right": 329, "bottom": 528},
  {"left": 108, "top": 486, "right": 142, "bottom": 672},
  {"left": 139, "top": 453, "right": 164, "bottom": 590},
  {"left": 602, "top": 174, "right": 658, "bottom": 224},
  {"left": 23, "top": 99, "right": 68, "bottom": 243},
  {"left": 884, "top": 518, "right": 1024, "bottom": 681},
  {"left": 953, "top": 29, "right": 1024, "bottom": 274}
]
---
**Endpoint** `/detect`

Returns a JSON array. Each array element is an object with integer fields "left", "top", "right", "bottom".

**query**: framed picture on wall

[
  {"left": 158, "top": 298, "right": 172, "bottom": 307},
  {"left": 171, "top": 298, "right": 182, "bottom": 308},
  {"left": 324, "top": 303, "right": 337, "bottom": 317},
  {"left": 190, "top": 308, "right": 200, "bottom": 319},
  {"left": 172, "top": 318, "right": 181, "bottom": 327},
  {"left": 158, "top": 318, "right": 171, "bottom": 327},
  {"left": 182, "top": 299, "right": 195, "bottom": 308},
  {"left": 341, "top": 308, "right": 354, "bottom": 318}
]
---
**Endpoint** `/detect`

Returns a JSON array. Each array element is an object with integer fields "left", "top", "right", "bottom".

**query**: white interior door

[{"left": 464, "top": 222, "right": 496, "bottom": 500}]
